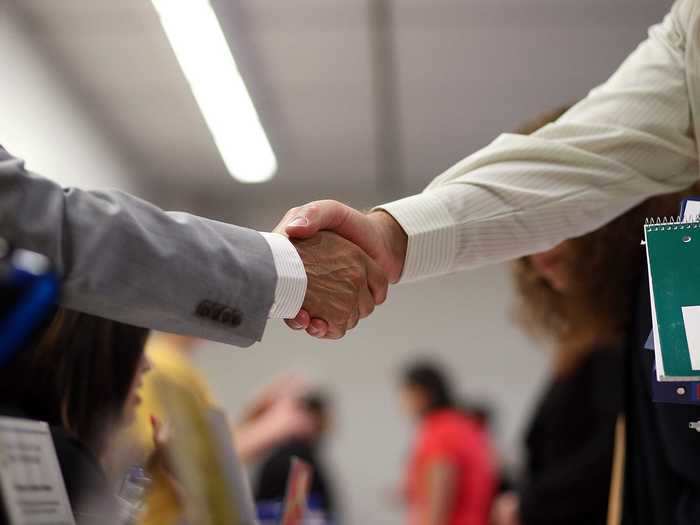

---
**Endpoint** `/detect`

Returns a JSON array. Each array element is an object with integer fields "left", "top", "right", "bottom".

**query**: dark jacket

[
  {"left": 519, "top": 346, "right": 623, "bottom": 525},
  {"left": 622, "top": 263, "right": 700, "bottom": 525},
  {"left": 254, "top": 439, "right": 338, "bottom": 520}
]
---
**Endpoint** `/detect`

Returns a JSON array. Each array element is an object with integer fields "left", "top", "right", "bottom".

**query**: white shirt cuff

[
  {"left": 260, "top": 232, "right": 307, "bottom": 319},
  {"left": 375, "top": 192, "right": 457, "bottom": 282}
]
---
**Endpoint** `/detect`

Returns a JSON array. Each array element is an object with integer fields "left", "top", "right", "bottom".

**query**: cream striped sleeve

[{"left": 379, "top": 0, "right": 699, "bottom": 283}]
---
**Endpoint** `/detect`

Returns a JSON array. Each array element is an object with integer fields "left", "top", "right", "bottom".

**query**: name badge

[{"left": 0, "top": 417, "right": 74, "bottom": 524}]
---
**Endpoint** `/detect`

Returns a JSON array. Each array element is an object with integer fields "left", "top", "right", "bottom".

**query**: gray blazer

[{"left": 0, "top": 147, "right": 277, "bottom": 347}]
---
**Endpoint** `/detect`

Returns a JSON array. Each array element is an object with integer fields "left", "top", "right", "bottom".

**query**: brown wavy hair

[{"left": 511, "top": 107, "right": 697, "bottom": 375}]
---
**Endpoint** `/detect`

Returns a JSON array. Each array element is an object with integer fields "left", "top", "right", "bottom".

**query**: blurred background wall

[
  {"left": 0, "top": 5, "right": 137, "bottom": 190},
  {"left": 1, "top": 0, "right": 674, "bottom": 523}
]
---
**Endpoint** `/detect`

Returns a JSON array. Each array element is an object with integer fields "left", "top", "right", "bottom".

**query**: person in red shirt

[{"left": 400, "top": 361, "right": 497, "bottom": 525}]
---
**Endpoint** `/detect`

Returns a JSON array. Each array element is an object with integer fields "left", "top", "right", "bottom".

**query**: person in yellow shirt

[{"left": 130, "top": 333, "right": 314, "bottom": 525}]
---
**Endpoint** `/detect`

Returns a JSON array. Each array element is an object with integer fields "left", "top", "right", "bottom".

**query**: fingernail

[{"left": 288, "top": 217, "right": 309, "bottom": 227}]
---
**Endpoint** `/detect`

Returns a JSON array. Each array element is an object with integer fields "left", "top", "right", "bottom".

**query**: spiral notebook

[{"left": 645, "top": 199, "right": 700, "bottom": 381}]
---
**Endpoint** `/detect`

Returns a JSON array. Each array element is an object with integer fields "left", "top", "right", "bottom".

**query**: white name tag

[
  {"left": 681, "top": 305, "right": 700, "bottom": 371},
  {"left": 0, "top": 417, "right": 75, "bottom": 525}
]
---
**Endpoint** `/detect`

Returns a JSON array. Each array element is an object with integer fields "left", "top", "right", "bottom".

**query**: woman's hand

[{"left": 146, "top": 415, "right": 177, "bottom": 484}]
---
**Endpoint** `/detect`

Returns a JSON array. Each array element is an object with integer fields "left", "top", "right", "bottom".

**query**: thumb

[
  {"left": 285, "top": 201, "right": 382, "bottom": 256},
  {"left": 281, "top": 200, "right": 393, "bottom": 282},
  {"left": 283, "top": 200, "right": 352, "bottom": 239}
]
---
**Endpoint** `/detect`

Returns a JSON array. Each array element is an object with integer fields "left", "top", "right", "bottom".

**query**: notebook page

[
  {"left": 645, "top": 226, "right": 667, "bottom": 379},
  {"left": 682, "top": 306, "right": 700, "bottom": 370}
]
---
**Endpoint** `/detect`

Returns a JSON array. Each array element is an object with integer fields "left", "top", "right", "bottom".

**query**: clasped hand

[{"left": 275, "top": 200, "right": 407, "bottom": 339}]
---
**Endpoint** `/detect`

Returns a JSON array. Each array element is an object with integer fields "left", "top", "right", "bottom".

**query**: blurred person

[
  {"left": 254, "top": 391, "right": 339, "bottom": 522},
  {"left": 494, "top": 230, "right": 629, "bottom": 525},
  {"left": 0, "top": 145, "right": 387, "bottom": 347},
  {"left": 0, "top": 308, "right": 151, "bottom": 523},
  {"left": 235, "top": 373, "right": 317, "bottom": 464},
  {"left": 487, "top": 108, "right": 694, "bottom": 525},
  {"left": 130, "top": 332, "right": 314, "bottom": 525},
  {"left": 400, "top": 361, "right": 496, "bottom": 525},
  {"left": 461, "top": 402, "right": 515, "bottom": 495},
  {"left": 462, "top": 403, "right": 493, "bottom": 432}
]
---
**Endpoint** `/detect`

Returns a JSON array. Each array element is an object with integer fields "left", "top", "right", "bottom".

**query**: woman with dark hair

[
  {"left": 400, "top": 361, "right": 496, "bottom": 525},
  {"left": 0, "top": 307, "right": 151, "bottom": 522}
]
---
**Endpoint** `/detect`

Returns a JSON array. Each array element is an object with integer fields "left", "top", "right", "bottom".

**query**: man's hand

[
  {"left": 293, "top": 230, "right": 389, "bottom": 339},
  {"left": 275, "top": 200, "right": 407, "bottom": 337}
]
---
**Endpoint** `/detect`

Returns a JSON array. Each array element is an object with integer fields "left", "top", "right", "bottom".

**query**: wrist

[{"left": 368, "top": 210, "right": 407, "bottom": 283}]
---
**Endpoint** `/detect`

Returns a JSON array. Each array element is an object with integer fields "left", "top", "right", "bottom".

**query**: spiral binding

[{"left": 645, "top": 215, "right": 700, "bottom": 231}]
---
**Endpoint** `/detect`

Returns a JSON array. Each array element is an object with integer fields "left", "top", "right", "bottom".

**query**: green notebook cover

[{"left": 645, "top": 221, "right": 700, "bottom": 381}]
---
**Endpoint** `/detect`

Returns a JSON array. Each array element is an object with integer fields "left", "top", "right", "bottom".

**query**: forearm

[
  {"left": 381, "top": 132, "right": 696, "bottom": 282},
  {"left": 378, "top": 1, "right": 697, "bottom": 282},
  {"left": 419, "top": 460, "right": 456, "bottom": 525},
  {"left": 232, "top": 416, "right": 296, "bottom": 464},
  {"left": 0, "top": 148, "right": 277, "bottom": 345},
  {"left": 232, "top": 422, "right": 274, "bottom": 463}
]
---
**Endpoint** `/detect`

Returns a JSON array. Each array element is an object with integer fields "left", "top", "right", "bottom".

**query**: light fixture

[{"left": 151, "top": 0, "right": 277, "bottom": 183}]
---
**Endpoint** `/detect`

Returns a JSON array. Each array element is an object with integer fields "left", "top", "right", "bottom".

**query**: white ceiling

[{"left": 10, "top": 0, "right": 674, "bottom": 225}]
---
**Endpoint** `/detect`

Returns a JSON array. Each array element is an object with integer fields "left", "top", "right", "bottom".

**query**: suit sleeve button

[
  {"left": 196, "top": 300, "right": 213, "bottom": 318},
  {"left": 220, "top": 307, "right": 243, "bottom": 327}
]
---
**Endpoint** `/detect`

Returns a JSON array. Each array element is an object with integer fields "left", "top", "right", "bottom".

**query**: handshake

[{"left": 274, "top": 200, "right": 408, "bottom": 339}]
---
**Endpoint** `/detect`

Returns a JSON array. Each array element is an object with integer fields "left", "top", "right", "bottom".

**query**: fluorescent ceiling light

[{"left": 152, "top": 0, "right": 277, "bottom": 183}]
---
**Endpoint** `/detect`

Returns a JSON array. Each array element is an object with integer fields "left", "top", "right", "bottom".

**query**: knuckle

[
  {"left": 306, "top": 200, "right": 325, "bottom": 212},
  {"left": 329, "top": 313, "right": 347, "bottom": 331},
  {"left": 296, "top": 202, "right": 319, "bottom": 220},
  {"left": 325, "top": 326, "right": 344, "bottom": 340},
  {"left": 349, "top": 269, "right": 366, "bottom": 287},
  {"left": 349, "top": 242, "right": 363, "bottom": 257}
]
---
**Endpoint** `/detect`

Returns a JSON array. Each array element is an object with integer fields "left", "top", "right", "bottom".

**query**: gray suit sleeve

[{"left": 0, "top": 147, "right": 277, "bottom": 347}]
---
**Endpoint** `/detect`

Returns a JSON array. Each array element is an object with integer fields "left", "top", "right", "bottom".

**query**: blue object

[
  {"left": 644, "top": 330, "right": 654, "bottom": 351},
  {"left": 256, "top": 495, "right": 332, "bottom": 525},
  {"left": 651, "top": 365, "right": 700, "bottom": 405},
  {"left": 256, "top": 500, "right": 283, "bottom": 524},
  {"left": 0, "top": 251, "right": 59, "bottom": 365}
]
